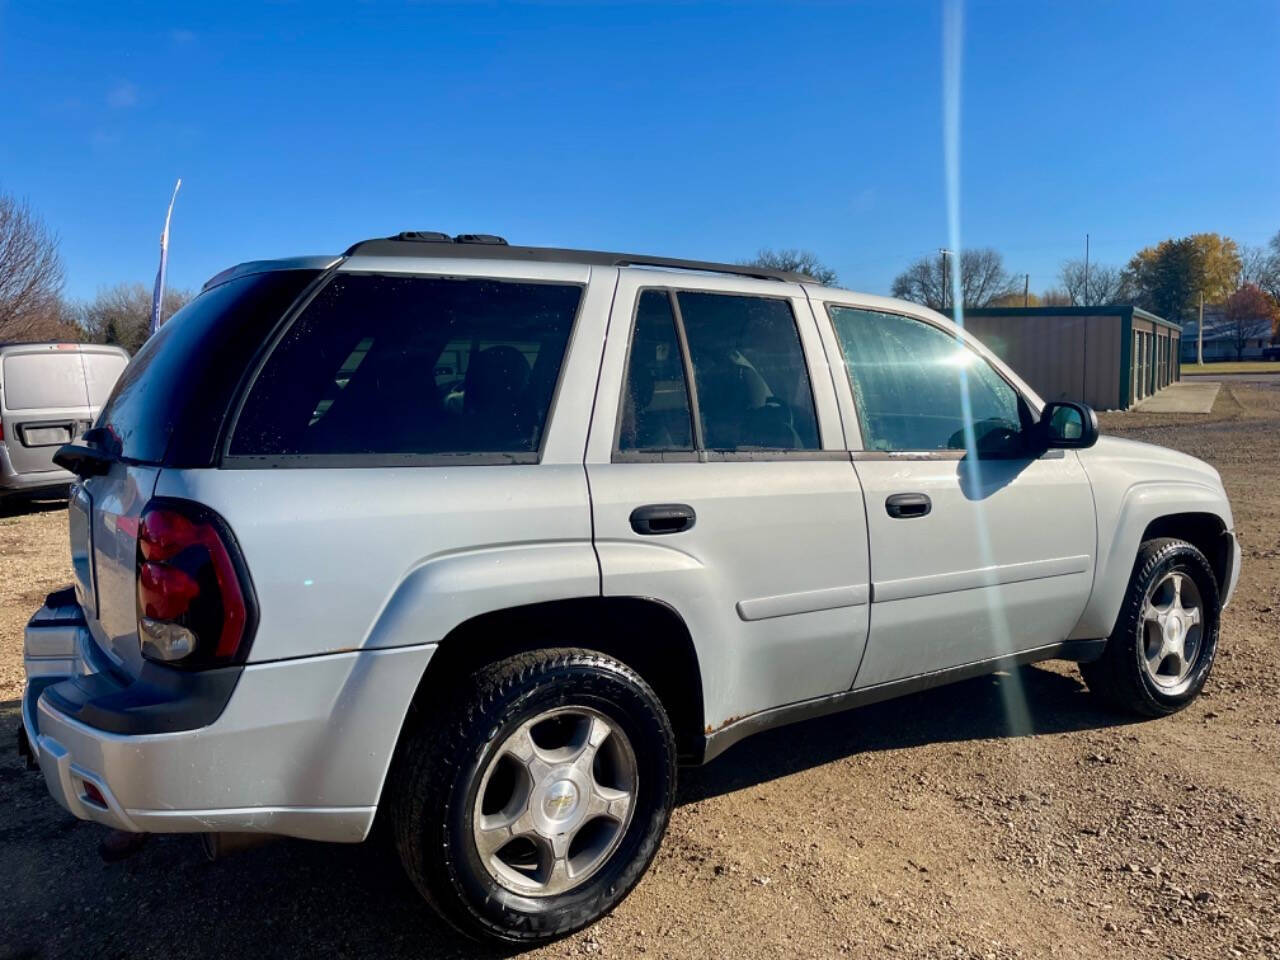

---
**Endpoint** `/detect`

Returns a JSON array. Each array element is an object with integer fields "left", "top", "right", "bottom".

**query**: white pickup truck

[{"left": 23, "top": 234, "right": 1239, "bottom": 944}]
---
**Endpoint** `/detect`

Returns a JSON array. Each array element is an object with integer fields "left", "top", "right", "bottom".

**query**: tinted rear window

[
  {"left": 2, "top": 352, "right": 90, "bottom": 410},
  {"left": 228, "top": 273, "right": 582, "bottom": 460},
  {"left": 99, "top": 270, "right": 319, "bottom": 464}
]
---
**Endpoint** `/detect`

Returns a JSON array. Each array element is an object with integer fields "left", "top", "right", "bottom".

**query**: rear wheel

[
  {"left": 1080, "top": 537, "right": 1220, "bottom": 716},
  {"left": 390, "top": 649, "right": 676, "bottom": 944}
]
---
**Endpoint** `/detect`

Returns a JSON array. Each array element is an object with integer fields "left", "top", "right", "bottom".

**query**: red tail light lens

[{"left": 136, "top": 499, "right": 256, "bottom": 668}]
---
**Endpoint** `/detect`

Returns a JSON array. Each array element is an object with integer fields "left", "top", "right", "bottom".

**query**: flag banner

[{"left": 150, "top": 178, "right": 182, "bottom": 336}]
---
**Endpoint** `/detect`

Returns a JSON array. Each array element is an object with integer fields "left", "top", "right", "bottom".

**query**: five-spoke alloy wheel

[
  {"left": 1081, "top": 537, "right": 1221, "bottom": 716},
  {"left": 1139, "top": 570, "right": 1204, "bottom": 696},
  {"left": 391, "top": 648, "right": 676, "bottom": 944},
  {"left": 473, "top": 706, "right": 639, "bottom": 897}
]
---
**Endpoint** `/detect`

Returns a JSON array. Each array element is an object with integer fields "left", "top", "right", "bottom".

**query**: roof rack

[{"left": 343, "top": 233, "right": 813, "bottom": 284}]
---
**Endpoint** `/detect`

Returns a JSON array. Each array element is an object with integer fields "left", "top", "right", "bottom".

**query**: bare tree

[
  {"left": 79, "top": 283, "right": 193, "bottom": 354},
  {"left": 891, "top": 248, "right": 1019, "bottom": 310},
  {"left": 0, "top": 191, "right": 69, "bottom": 341},
  {"left": 743, "top": 248, "right": 838, "bottom": 285},
  {"left": 1059, "top": 259, "right": 1129, "bottom": 306},
  {"left": 1222, "top": 284, "right": 1279, "bottom": 361},
  {"left": 1040, "top": 288, "right": 1073, "bottom": 306},
  {"left": 1239, "top": 240, "right": 1280, "bottom": 304}
]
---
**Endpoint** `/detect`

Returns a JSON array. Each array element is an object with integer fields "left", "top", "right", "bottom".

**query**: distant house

[{"left": 1181, "top": 308, "right": 1274, "bottom": 362}]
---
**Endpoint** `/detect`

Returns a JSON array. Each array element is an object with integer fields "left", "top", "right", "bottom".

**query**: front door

[
  {"left": 586, "top": 272, "right": 871, "bottom": 731},
  {"left": 816, "top": 302, "right": 1096, "bottom": 690}
]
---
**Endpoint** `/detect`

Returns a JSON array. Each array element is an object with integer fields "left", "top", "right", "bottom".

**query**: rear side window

[
  {"left": 1, "top": 352, "right": 88, "bottom": 409},
  {"left": 229, "top": 273, "right": 582, "bottom": 460},
  {"left": 676, "top": 292, "right": 820, "bottom": 451},
  {"left": 100, "top": 269, "right": 320, "bottom": 465}
]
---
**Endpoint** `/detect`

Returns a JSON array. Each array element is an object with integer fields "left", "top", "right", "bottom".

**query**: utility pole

[
  {"left": 1197, "top": 291, "right": 1204, "bottom": 365},
  {"left": 1024, "top": 273, "right": 1030, "bottom": 307},
  {"left": 939, "top": 248, "right": 952, "bottom": 311},
  {"left": 1083, "top": 233, "right": 1090, "bottom": 307}
]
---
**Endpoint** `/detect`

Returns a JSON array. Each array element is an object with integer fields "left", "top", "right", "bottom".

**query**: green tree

[
  {"left": 743, "top": 248, "right": 838, "bottom": 285},
  {"left": 1124, "top": 233, "right": 1241, "bottom": 322}
]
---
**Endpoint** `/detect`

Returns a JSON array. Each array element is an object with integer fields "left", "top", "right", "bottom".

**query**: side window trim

[
  {"left": 612, "top": 285, "right": 831, "bottom": 463},
  {"left": 609, "top": 288, "right": 698, "bottom": 458},
  {"left": 823, "top": 301, "right": 1033, "bottom": 458},
  {"left": 668, "top": 290, "right": 706, "bottom": 451}
]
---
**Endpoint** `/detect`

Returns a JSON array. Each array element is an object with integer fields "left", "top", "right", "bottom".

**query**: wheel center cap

[
  {"left": 1166, "top": 615, "right": 1183, "bottom": 641},
  {"left": 542, "top": 779, "right": 579, "bottom": 821}
]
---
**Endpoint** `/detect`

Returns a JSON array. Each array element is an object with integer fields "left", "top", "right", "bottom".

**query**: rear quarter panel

[
  {"left": 151, "top": 261, "right": 615, "bottom": 662},
  {"left": 152, "top": 464, "right": 598, "bottom": 661}
]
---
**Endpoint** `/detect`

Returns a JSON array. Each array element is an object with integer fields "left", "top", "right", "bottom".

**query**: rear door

[
  {"left": 0, "top": 345, "right": 93, "bottom": 476},
  {"left": 586, "top": 271, "right": 872, "bottom": 731},
  {"left": 813, "top": 299, "right": 1096, "bottom": 689}
]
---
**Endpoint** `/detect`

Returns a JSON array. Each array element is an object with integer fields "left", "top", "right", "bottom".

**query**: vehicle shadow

[
  {"left": 0, "top": 491, "right": 68, "bottom": 519},
  {"left": 0, "top": 665, "right": 1136, "bottom": 960},
  {"left": 679, "top": 663, "right": 1137, "bottom": 804}
]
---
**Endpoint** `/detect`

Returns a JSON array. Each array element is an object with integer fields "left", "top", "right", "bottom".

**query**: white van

[{"left": 0, "top": 342, "right": 129, "bottom": 502}]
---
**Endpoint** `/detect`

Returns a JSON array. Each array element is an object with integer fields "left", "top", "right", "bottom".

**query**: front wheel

[
  {"left": 390, "top": 649, "right": 676, "bottom": 944},
  {"left": 1080, "top": 537, "right": 1220, "bottom": 716}
]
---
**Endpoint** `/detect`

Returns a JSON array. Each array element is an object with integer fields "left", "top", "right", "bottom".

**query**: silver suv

[{"left": 22, "top": 235, "right": 1240, "bottom": 944}]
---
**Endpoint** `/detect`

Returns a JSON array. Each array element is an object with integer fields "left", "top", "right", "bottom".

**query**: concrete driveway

[{"left": 1134, "top": 380, "right": 1221, "bottom": 413}]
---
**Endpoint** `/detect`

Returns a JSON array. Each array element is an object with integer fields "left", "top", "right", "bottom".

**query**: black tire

[
  {"left": 389, "top": 648, "right": 676, "bottom": 945},
  {"left": 1080, "top": 537, "right": 1220, "bottom": 717}
]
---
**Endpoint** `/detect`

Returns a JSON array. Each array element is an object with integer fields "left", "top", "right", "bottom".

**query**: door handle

[
  {"left": 885, "top": 493, "right": 931, "bottom": 519},
  {"left": 629, "top": 503, "right": 696, "bottom": 535}
]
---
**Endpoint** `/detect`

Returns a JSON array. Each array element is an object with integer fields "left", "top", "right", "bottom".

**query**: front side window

[
  {"left": 676, "top": 292, "right": 820, "bottom": 451},
  {"left": 828, "top": 305, "right": 1025, "bottom": 455},
  {"left": 230, "top": 274, "right": 581, "bottom": 458}
]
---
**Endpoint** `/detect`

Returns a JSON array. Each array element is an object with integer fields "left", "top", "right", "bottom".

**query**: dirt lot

[{"left": 2, "top": 384, "right": 1277, "bottom": 960}]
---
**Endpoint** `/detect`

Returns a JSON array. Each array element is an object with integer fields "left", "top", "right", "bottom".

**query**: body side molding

[{"left": 873, "top": 554, "right": 1091, "bottom": 603}]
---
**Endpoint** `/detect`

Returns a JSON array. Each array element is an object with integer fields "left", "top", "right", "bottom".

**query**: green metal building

[{"left": 964, "top": 306, "right": 1182, "bottom": 411}]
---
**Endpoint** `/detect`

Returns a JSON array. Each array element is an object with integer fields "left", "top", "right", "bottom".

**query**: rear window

[
  {"left": 228, "top": 273, "right": 582, "bottom": 461},
  {"left": 1, "top": 352, "right": 89, "bottom": 410},
  {"left": 99, "top": 269, "right": 319, "bottom": 465}
]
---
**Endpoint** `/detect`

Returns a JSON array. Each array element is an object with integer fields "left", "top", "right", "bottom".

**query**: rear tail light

[{"left": 136, "top": 498, "right": 256, "bottom": 668}]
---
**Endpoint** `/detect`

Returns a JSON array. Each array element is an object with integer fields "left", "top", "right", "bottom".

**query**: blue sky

[{"left": 3, "top": 1, "right": 1278, "bottom": 302}]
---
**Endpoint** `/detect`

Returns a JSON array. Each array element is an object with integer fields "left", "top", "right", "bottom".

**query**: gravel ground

[{"left": 1, "top": 384, "right": 1277, "bottom": 960}]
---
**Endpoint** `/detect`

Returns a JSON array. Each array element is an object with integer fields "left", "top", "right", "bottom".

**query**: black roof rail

[{"left": 342, "top": 234, "right": 814, "bottom": 284}]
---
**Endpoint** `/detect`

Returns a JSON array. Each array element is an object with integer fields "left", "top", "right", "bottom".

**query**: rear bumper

[
  {"left": 0, "top": 442, "right": 72, "bottom": 494},
  {"left": 22, "top": 593, "right": 435, "bottom": 843}
]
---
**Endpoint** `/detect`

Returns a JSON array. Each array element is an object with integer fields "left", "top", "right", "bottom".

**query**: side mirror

[{"left": 1038, "top": 401, "right": 1098, "bottom": 449}]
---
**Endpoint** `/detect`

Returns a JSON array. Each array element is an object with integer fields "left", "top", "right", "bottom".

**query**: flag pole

[{"left": 149, "top": 178, "right": 182, "bottom": 336}]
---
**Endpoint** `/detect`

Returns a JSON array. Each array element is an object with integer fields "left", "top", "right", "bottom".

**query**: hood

[{"left": 1079, "top": 435, "right": 1223, "bottom": 489}]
